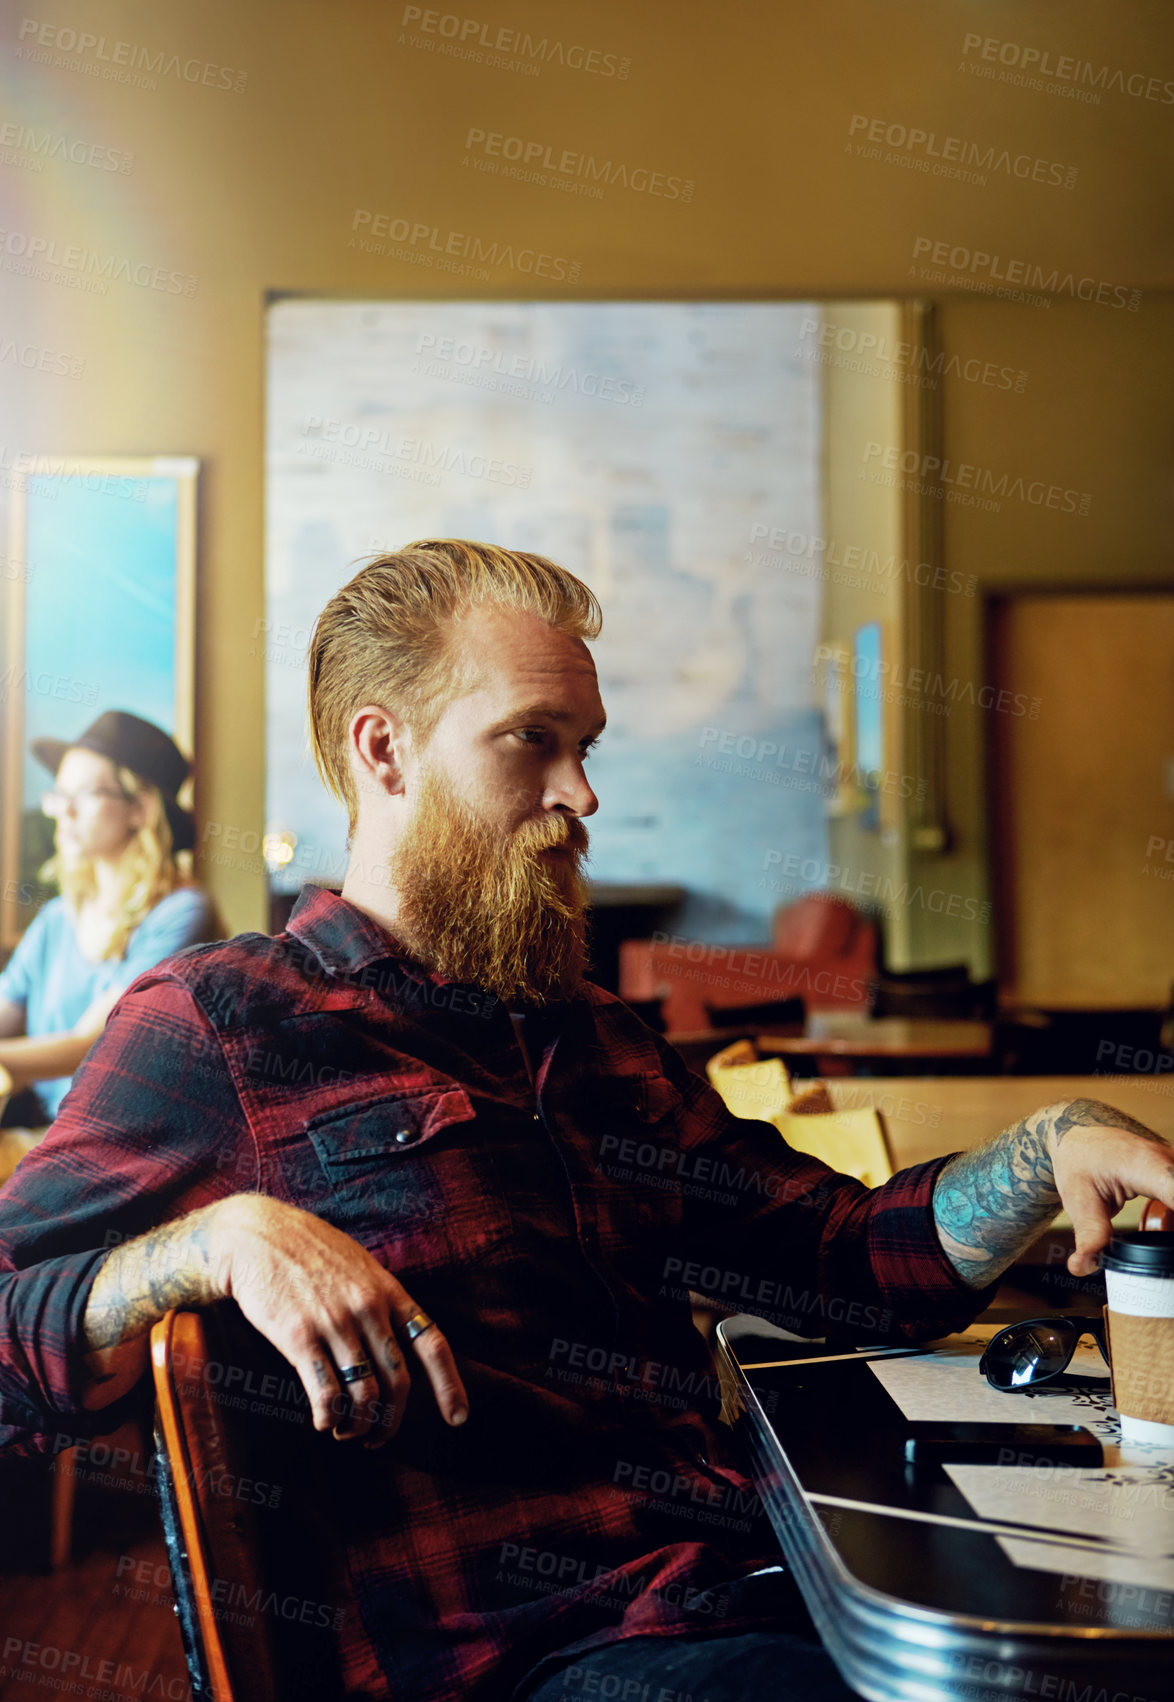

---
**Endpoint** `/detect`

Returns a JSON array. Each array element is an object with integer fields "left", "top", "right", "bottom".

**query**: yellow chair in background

[
  {"left": 773, "top": 1108, "right": 894, "bottom": 1189},
  {"left": 0, "top": 1063, "right": 50, "bottom": 1189},
  {"left": 706, "top": 1041, "right": 895, "bottom": 1190},
  {"left": 706, "top": 1050, "right": 793, "bottom": 1123}
]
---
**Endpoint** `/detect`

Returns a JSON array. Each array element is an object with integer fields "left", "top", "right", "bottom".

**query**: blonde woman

[{"left": 0, "top": 711, "right": 215, "bottom": 1126}]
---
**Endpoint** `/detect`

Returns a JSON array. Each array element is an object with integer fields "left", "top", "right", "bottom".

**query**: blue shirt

[{"left": 0, "top": 886, "right": 215, "bottom": 1118}]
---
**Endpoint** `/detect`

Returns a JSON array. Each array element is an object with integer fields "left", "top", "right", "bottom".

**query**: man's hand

[
  {"left": 83, "top": 1194, "right": 469, "bottom": 1443},
  {"left": 1044, "top": 1099, "right": 1174, "bottom": 1275},
  {"left": 208, "top": 1195, "right": 468, "bottom": 1441},
  {"left": 933, "top": 1097, "right": 1174, "bottom": 1288}
]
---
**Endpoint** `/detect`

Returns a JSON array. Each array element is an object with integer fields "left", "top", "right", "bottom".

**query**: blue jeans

[{"left": 514, "top": 1571, "right": 861, "bottom": 1702}]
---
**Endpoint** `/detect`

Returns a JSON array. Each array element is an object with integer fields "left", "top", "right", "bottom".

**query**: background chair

[
  {"left": 0, "top": 1062, "right": 55, "bottom": 1188},
  {"left": 992, "top": 1006, "right": 1170, "bottom": 1074},
  {"left": 0, "top": 1062, "right": 31, "bottom": 1189},
  {"left": 701, "top": 996, "right": 805, "bottom": 1032},
  {"left": 621, "top": 894, "right": 876, "bottom": 1031},
  {"left": 868, "top": 964, "right": 996, "bottom": 1021},
  {"left": 704, "top": 1044, "right": 894, "bottom": 1189}
]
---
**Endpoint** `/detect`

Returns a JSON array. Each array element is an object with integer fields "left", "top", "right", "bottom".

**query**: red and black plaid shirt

[{"left": 0, "top": 887, "right": 990, "bottom": 1699}]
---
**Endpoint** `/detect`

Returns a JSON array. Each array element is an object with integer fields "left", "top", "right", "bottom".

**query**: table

[
  {"left": 757, "top": 1016, "right": 993, "bottom": 1075},
  {"left": 716, "top": 1313, "right": 1174, "bottom": 1702},
  {"left": 814, "top": 1073, "right": 1174, "bottom": 1170},
  {"left": 819, "top": 1073, "right": 1173, "bottom": 1237}
]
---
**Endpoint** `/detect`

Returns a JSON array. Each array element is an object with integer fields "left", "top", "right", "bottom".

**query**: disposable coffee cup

[{"left": 1103, "top": 1231, "right": 1174, "bottom": 1444}]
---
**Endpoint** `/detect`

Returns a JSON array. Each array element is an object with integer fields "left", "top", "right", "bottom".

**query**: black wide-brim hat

[{"left": 32, "top": 710, "right": 196, "bottom": 853}]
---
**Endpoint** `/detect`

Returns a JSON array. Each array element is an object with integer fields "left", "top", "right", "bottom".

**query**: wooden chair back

[
  {"left": 151, "top": 1309, "right": 281, "bottom": 1701},
  {"left": 150, "top": 1306, "right": 345, "bottom": 1702}
]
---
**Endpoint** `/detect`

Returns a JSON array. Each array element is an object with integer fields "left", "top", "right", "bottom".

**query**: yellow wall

[
  {"left": 2, "top": 0, "right": 1171, "bottom": 940},
  {"left": 818, "top": 301, "right": 909, "bottom": 961},
  {"left": 927, "top": 297, "right": 1174, "bottom": 977},
  {"left": 821, "top": 294, "right": 1174, "bottom": 977}
]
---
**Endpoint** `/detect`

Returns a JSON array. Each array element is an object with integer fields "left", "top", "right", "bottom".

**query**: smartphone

[{"left": 902, "top": 1422, "right": 1103, "bottom": 1467}]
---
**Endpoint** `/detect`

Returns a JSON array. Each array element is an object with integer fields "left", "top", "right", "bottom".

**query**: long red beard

[{"left": 389, "top": 767, "right": 591, "bottom": 1005}]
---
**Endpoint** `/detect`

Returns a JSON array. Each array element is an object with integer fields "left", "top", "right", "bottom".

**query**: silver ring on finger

[
  {"left": 339, "top": 1359, "right": 375, "bottom": 1385},
  {"left": 404, "top": 1310, "right": 435, "bottom": 1342}
]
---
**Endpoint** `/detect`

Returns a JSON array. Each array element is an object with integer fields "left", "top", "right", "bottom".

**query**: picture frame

[
  {"left": 1, "top": 456, "right": 198, "bottom": 950},
  {"left": 815, "top": 638, "right": 862, "bottom": 818}
]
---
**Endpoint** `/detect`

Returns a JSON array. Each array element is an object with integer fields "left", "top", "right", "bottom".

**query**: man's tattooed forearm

[
  {"left": 83, "top": 1212, "right": 220, "bottom": 1351},
  {"left": 933, "top": 1110, "right": 1061, "bottom": 1288},
  {"left": 1050, "top": 1098, "right": 1168, "bottom": 1148},
  {"left": 933, "top": 1098, "right": 1170, "bottom": 1288}
]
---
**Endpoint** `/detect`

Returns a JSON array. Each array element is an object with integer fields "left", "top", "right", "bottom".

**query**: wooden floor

[{"left": 0, "top": 1467, "right": 190, "bottom": 1702}]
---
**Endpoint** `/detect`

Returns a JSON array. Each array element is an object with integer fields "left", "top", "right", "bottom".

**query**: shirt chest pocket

[
  {"left": 594, "top": 1071, "right": 686, "bottom": 1242},
  {"left": 304, "top": 1088, "right": 513, "bottom": 1274}
]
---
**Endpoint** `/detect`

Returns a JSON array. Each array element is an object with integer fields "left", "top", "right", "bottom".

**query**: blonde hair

[
  {"left": 307, "top": 538, "right": 602, "bottom": 831},
  {"left": 42, "top": 765, "right": 187, "bottom": 961}
]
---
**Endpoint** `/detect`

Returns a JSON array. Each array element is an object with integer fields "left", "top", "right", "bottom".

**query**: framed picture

[
  {"left": 851, "top": 619, "right": 904, "bottom": 835},
  {"left": 853, "top": 621, "right": 884, "bottom": 783},
  {"left": 815, "top": 638, "right": 861, "bottom": 818},
  {"left": 1, "top": 456, "right": 198, "bottom": 949}
]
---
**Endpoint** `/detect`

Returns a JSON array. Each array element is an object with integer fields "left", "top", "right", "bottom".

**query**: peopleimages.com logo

[
  {"left": 15, "top": 18, "right": 248, "bottom": 91},
  {"left": 399, "top": 6, "right": 631, "bottom": 78},
  {"left": 412, "top": 332, "right": 644, "bottom": 406},
  {"left": 0, "top": 227, "right": 196, "bottom": 294},
  {"left": 960, "top": 32, "right": 1174, "bottom": 104},
  {"left": 910, "top": 237, "right": 1140, "bottom": 312},
  {"left": 847, "top": 113, "right": 1077, "bottom": 189},
  {"left": 861, "top": 441, "right": 1092, "bottom": 516},
  {"left": 796, "top": 318, "right": 1027, "bottom": 395},
  {"left": 462, "top": 128, "right": 693, "bottom": 201},
  {"left": 349, "top": 210, "right": 581, "bottom": 281},
  {"left": 0, "top": 121, "right": 133, "bottom": 172}
]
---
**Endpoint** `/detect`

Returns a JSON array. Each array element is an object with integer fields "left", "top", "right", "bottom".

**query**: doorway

[{"left": 987, "top": 593, "right": 1174, "bottom": 1009}]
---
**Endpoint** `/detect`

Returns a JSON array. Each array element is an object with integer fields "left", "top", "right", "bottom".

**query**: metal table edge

[{"left": 715, "top": 1320, "right": 1171, "bottom": 1702}]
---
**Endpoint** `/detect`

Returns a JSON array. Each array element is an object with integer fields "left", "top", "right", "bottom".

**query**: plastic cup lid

[{"left": 1104, "top": 1231, "right": 1174, "bottom": 1276}]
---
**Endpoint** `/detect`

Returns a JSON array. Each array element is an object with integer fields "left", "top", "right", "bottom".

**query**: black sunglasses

[{"left": 979, "top": 1316, "right": 1111, "bottom": 1393}]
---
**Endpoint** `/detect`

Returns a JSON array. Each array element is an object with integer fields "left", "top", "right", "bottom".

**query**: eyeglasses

[
  {"left": 41, "top": 787, "right": 130, "bottom": 817},
  {"left": 979, "top": 1316, "right": 1111, "bottom": 1393}
]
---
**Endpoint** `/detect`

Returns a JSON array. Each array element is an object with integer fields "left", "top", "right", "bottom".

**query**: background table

[
  {"left": 757, "top": 1017, "right": 993, "bottom": 1075},
  {"left": 816, "top": 1072, "right": 1172, "bottom": 1166}
]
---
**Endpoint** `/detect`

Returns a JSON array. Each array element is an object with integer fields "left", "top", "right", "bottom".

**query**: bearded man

[{"left": 0, "top": 539, "right": 1170, "bottom": 1702}]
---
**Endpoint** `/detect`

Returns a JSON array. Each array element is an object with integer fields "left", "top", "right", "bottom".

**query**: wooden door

[{"left": 988, "top": 595, "right": 1174, "bottom": 1008}]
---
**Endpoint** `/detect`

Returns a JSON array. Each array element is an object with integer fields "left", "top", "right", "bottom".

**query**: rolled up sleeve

[
  {"left": 658, "top": 1046, "right": 997, "bottom": 1341},
  {"left": 0, "top": 973, "right": 253, "bottom": 1453},
  {"left": 0, "top": 1248, "right": 114, "bottom": 1448}
]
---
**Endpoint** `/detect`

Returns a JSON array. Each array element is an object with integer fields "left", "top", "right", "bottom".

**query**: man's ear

[{"left": 348, "top": 704, "right": 413, "bottom": 803}]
